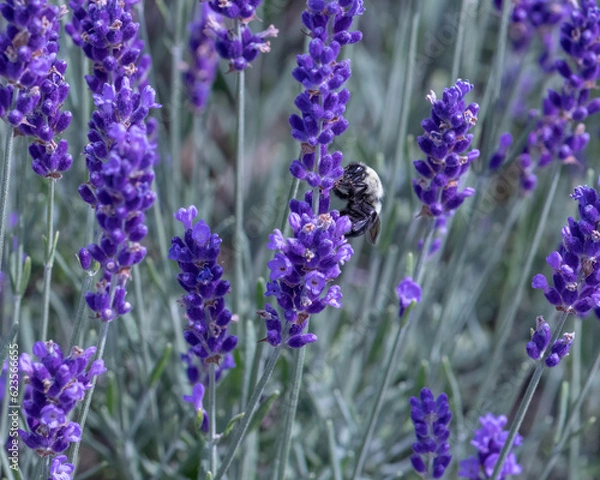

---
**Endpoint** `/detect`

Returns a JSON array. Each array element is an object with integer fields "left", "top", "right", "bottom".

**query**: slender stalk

[
  {"left": 388, "top": 0, "right": 420, "bottom": 207},
  {"left": 214, "top": 347, "right": 281, "bottom": 480},
  {"left": 489, "top": 311, "right": 569, "bottom": 480},
  {"left": 70, "top": 321, "right": 110, "bottom": 470},
  {"left": 352, "top": 217, "right": 434, "bottom": 479},
  {"left": 473, "top": 164, "right": 561, "bottom": 411},
  {"left": 169, "top": 0, "right": 185, "bottom": 208},
  {"left": 539, "top": 347, "right": 600, "bottom": 480},
  {"left": 450, "top": 0, "right": 469, "bottom": 81},
  {"left": 209, "top": 364, "right": 218, "bottom": 476},
  {"left": 41, "top": 179, "right": 56, "bottom": 341},
  {"left": 234, "top": 20, "right": 246, "bottom": 319},
  {"left": 351, "top": 311, "right": 411, "bottom": 479},
  {"left": 69, "top": 274, "right": 93, "bottom": 349},
  {"left": 568, "top": 318, "right": 581, "bottom": 479},
  {"left": 0, "top": 128, "right": 14, "bottom": 271},
  {"left": 327, "top": 420, "right": 342, "bottom": 480},
  {"left": 273, "top": 322, "right": 308, "bottom": 480}
]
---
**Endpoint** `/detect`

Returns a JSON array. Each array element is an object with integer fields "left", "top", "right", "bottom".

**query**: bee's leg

[{"left": 341, "top": 202, "right": 376, "bottom": 238}]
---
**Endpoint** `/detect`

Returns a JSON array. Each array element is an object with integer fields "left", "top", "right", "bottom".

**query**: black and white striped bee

[{"left": 333, "top": 162, "right": 384, "bottom": 245}]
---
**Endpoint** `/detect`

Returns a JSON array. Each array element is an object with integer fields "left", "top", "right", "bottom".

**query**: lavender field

[{"left": 1, "top": 0, "right": 600, "bottom": 479}]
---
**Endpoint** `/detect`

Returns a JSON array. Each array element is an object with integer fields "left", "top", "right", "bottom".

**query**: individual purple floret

[
  {"left": 71, "top": 0, "right": 160, "bottom": 321},
  {"left": 545, "top": 331, "right": 575, "bottom": 367},
  {"left": 397, "top": 276, "right": 422, "bottom": 318},
  {"left": 66, "top": 0, "right": 150, "bottom": 94},
  {"left": 18, "top": 340, "right": 106, "bottom": 457},
  {"left": 48, "top": 454, "right": 75, "bottom": 480},
  {"left": 0, "top": 0, "right": 73, "bottom": 178},
  {"left": 169, "top": 206, "right": 238, "bottom": 378},
  {"left": 489, "top": 132, "right": 513, "bottom": 170},
  {"left": 183, "top": 382, "right": 209, "bottom": 434},
  {"left": 532, "top": 185, "right": 600, "bottom": 315},
  {"left": 183, "top": 3, "right": 220, "bottom": 112},
  {"left": 260, "top": 192, "right": 353, "bottom": 348},
  {"left": 409, "top": 387, "right": 452, "bottom": 479},
  {"left": 413, "top": 79, "right": 480, "bottom": 218},
  {"left": 260, "top": 1, "right": 363, "bottom": 347},
  {"left": 518, "top": 0, "right": 600, "bottom": 191},
  {"left": 526, "top": 315, "right": 552, "bottom": 360},
  {"left": 204, "top": 0, "right": 278, "bottom": 71},
  {"left": 459, "top": 413, "right": 522, "bottom": 480}
]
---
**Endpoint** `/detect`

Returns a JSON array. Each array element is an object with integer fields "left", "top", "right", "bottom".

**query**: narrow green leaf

[
  {"left": 247, "top": 390, "right": 280, "bottom": 434},
  {"left": 149, "top": 343, "right": 173, "bottom": 386}
]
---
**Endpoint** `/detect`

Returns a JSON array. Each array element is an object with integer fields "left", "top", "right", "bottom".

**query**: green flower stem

[
  {"left": 387, "top": 0, "right": 420, "bottom": 213},
  {"left": 169, "top": 0, "right": 184, "bottom": 208},
  {"left": 540, "top": 346, "right": 600, "bottom": 480},
  {"left": 209, "top": 364, "right": 218, "bottom": 476},
  {"left": 569, "top": 318, "right": 582, "bottom": 479},
  {"left": 490, "top": 310, "right": 569, "bottom": 480},
  {"left": 473, "top": 163, "right": 561, "bottom": 411},
  {"left": 0, "top": 128, "right": 14, "bottom": 271},
  {"left": 450, "top": 0, "right": 469, "bottom": 81},
  {"left": 273, "top": 321, "right": 309, "bottom": 480},
  {"left": 70, "top": 320, "right": 110, "bottom": 470},
  {"left": 215, "top": 346, "right": 281, "bottom": 480},
  {"left": 351, "top": 308, "right": 412, "bottom": 480},
  {"left": 41, "top": 178, "right": 56, "bottom": 342},
  {"left": 352, "top": 217, "right": 434, "bottom": 480}
]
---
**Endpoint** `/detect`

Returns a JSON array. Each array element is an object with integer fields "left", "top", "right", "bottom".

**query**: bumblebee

[{"left": 333, "top": 162, "right": 384, "bottom": 244}]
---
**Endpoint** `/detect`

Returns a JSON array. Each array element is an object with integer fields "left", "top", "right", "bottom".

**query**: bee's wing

[{"left": 367, "top": 216, "right": 381, "bottom": 245}]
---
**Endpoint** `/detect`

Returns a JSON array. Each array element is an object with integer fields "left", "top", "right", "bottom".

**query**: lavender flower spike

[
  {"left": 19, "top": 340, "right": 106, "bottom": 457},
  {"left": 459, "top": 413, "right": 522, "bottom": 480},
  {"left": 261, "top": 0, "right": 363, "bottom": 348},
  {"left": 0, "top": 0, "right": 73, "bottom": 178},
  {"left": 70, "top": 0, "right": 160, "bottom": 321},
  {"left": 169, "top": 206, "right": 238, "bottom": 386},
  {"left": 409, "top": 387, "right": 452, "bottom": 479},
  {"left": 413, "top": 79, "right": 480, "bottom": 218},
  {"left": 204, "top": 0, "right": 278, "bottom": 71},
  {"left": 183, "top": 3, "right": 220, "bottom": 112},
  {"left": 518, "top": 0, "right": 600, "bottom": 191},
  {"left": 532, "top": 185, "right": 600, "bottom": 316}
]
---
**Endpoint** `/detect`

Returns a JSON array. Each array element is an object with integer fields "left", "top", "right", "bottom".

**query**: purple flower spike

[
  {"left": 170, "top": 207, "right": 237, "bottom": 388},
  {"left": 183, "top": 3, "right": 220, "bottom": 112},
  {"left": 19, "top": 341, "right": 105, "bottom": 457},
  {"left": 413, "top": 79, "right": 479, "bottom": 218},
  {"left": 396, "top": 277, "right": 422, "bottom": 318},
  {"left": 533, "top": 185, "right": 600, "bottom": 316},
  {"left": 204, "top": 0, "right": 277, "bottom": 71},
  {"left": 48, "top": 454, "right": 75, "bottom": 480},
  {"left": 67, "top": 0, "right": 151, "bottom": 94},
  {"left": 459, "top": 413, "right": 522, "bottom": 480},
  {"left": 69, "top": 0, "right": 160, "bottom": 321},
  {"left": 261, "top": 1, "right": 363, "bottom": 348},
  {"left": 0, "top": 1, "right": 73, "bottom": 178},
  {"left": 518, "top": 0, "right": 600, "bottom": 191},
  {"left": 413, "top": 79, "right": 479, "bottom": 250},
  {"left": 409, "top": 387, "right": 452, "bottom": 479},
  {"left": 545, "top": 331, "right": 575, "bottom": 367}
]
